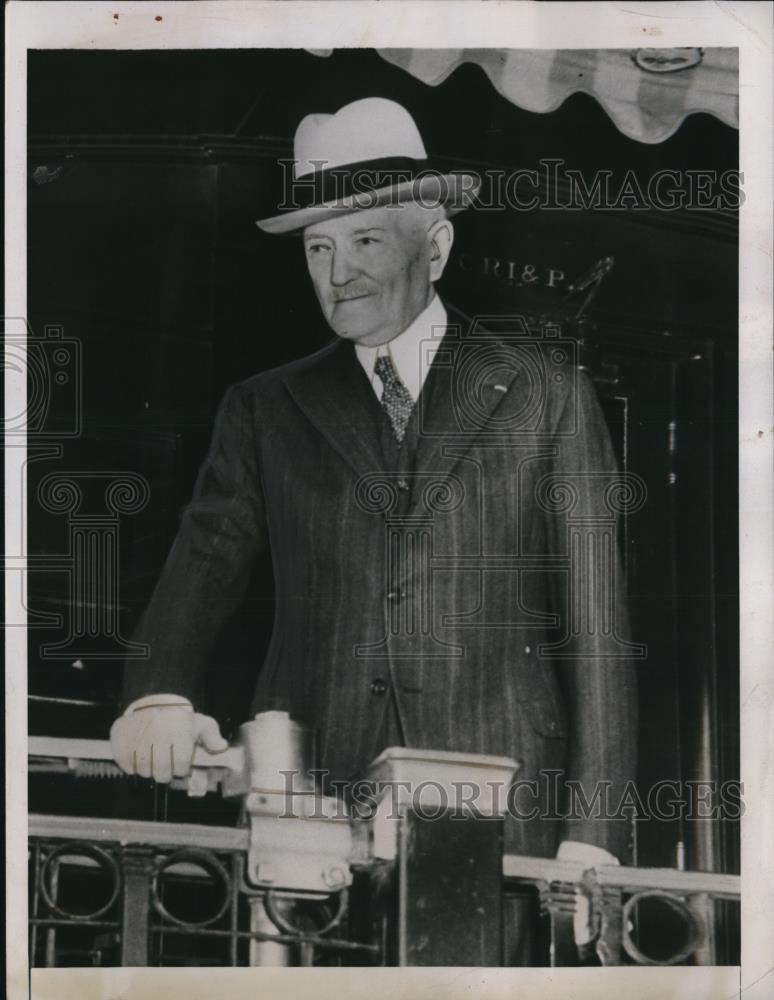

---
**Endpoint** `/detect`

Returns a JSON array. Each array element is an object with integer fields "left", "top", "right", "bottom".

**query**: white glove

[
  {"left": 556, "top": 840, "right": 620, "bottom": 947},
  {"left": 110, "top": 694, "right": 229, "bottom": 783}
]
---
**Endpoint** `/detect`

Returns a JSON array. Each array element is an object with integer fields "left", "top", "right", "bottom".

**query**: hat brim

[{"left": 256, "top": 173, "right": 481, "bottom": 235}]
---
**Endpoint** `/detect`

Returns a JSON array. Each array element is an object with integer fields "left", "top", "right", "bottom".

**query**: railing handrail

[
  {"left": 30, "top": 812, "right": 740, "bottom": 900},
  {"left": 30, "top": 813, "right": 248, "bottom": 852},
  {"left": 504, "top": 853, "right": 740, "bottom": 897}
]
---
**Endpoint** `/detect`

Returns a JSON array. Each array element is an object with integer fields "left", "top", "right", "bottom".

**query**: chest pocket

[{"left": 520, "top": 694, "right": 568, "bottom": 739}]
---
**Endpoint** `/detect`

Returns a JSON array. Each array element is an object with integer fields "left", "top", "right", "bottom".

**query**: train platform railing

[{"left": 28, "top": 721, "right": 740, "bottom": 968}]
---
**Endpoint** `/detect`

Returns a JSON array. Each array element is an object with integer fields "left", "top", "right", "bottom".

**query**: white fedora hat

[{"left": 256, "top": 97, "right": 481, "bottom": 235}]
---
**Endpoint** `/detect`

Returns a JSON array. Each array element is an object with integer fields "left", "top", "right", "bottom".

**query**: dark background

[{"left": 26, "top": 49, "right": 738, "bottom": 900}]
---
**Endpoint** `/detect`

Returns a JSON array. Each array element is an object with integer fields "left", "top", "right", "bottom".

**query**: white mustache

[{"left": 331, "top": 285, "right": 375, "bottom": 303}]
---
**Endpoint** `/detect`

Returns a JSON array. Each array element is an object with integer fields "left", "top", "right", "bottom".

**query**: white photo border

[{"left": 6, "top": 3, "right": 772, "bottom": 999}]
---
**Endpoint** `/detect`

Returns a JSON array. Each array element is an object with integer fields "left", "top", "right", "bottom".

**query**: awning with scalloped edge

[
  {"left": 310, "top": 48, "right": 738, "bottom": 145},
  {"left": 380, "top": 48, "right": 738, "bottom": 145}
]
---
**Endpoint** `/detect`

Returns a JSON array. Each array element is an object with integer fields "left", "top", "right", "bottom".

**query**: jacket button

[
  {"left": 370, "top": 677, "right": 388, "bottom": 696},
  {"left": 387, "top": 591, "right": 400, "bottom": 602}
]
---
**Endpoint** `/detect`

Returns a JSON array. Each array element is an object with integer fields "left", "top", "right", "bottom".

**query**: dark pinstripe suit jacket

[{"left": 123, "top": 305, "right": 638, "bottom": 860}]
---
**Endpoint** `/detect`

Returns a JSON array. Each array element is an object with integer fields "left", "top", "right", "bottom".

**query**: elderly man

[{"left": 111, "top": 98, "right": 637, "bottom": 961}]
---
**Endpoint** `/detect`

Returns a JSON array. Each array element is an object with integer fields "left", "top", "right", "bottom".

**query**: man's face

[{"left": 302, "top": 204, "right": 435, "bottom": 347}]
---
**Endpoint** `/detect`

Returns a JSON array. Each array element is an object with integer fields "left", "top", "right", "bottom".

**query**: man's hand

[
  {"left": 556, "top": 840, "right": 620, "bottom": 948},
  {"left": 110, "top": 695, "right": 228, "bottom": 783}
]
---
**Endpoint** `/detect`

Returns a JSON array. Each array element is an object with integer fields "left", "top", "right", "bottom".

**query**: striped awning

[
  {"left": 377, "top": 48, "right": 738, "bottom": 145},
  {"left": 310, "top": 48, "right": 738, "bottom": 145}
]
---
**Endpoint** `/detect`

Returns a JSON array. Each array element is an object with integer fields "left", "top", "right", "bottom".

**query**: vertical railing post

[
  {"left": 120, "top": 847, "right": 154, "bottom": 966},
  {"left": 248, "top": 896, "right": 292, "bottom": 967},
  {"left": 540, "top": 882, "right": 578, "bottom": 967},
  {"left": 44, "top": 857, "right": 60, "bottom": 967},
  {"left": 687, "top": 891, "right": 716, "bottom": 964},
  {"left": 595, "top": 885, "right": 625, "bottom": 966}
]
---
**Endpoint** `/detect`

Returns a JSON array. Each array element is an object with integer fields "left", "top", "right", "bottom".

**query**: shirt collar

[{"left": 354, "top": 293, "right": 448, "bottom": 401}]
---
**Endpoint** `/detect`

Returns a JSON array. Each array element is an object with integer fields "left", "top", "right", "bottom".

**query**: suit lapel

[
  {"left": 283, "top": 306, "right": 533, "bottom": 486},
  {"left": 411, "top": 305, "right": 526, "bottom": 483},
  {"left": 284, "top": 337, "right": 386, "bottom": 480}
]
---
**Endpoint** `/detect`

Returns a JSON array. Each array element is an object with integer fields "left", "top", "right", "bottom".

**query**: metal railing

[
  {"left": 29, "top": 726, "right": 740, "bottom": 967},
  {"left": 29, "top": 811, "right": 739, "bottom": 967},
  {"left": 503, "top": 853, "right": 740, "bottom": 966},
  {"left": 29, "top": 815, "right": 376, "bottom": 967}
]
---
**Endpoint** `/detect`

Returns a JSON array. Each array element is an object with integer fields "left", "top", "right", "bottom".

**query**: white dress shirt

[{"left": 355, "top": 293, "right": 448, "bottom": 402}]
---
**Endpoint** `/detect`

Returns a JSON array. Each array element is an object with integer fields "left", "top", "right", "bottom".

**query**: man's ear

[{"left": 428, "top": 218, "right": 454, "bottom": 282}]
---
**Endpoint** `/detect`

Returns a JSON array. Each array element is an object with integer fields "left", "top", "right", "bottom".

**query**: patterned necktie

[{"left": 374, "top": 354, "right": 414, "bottom": 444}]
